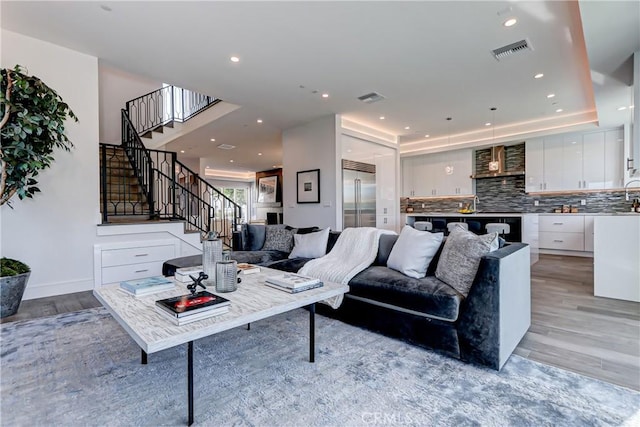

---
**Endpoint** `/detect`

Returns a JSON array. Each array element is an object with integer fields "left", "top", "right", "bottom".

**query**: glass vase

[
  {"left": 202, "top": 232, "right": 223, "bottom": 287},
  {"left": 216, "top": 260, "right": 238, "bottom": 293}
]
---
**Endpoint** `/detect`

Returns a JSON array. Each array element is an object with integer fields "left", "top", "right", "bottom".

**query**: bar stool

[
  {"left": 486, "top": 223, "right": 510, "bottom": 238},
  {"left": 414, "top": 221, "right": 433, "bottom": 231},
  {"left": 447, "top": 222, "right": 468, "bottom": 233}
]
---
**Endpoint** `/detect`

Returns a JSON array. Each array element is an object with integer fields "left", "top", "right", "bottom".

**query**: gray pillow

[
  {"left": 262, "top": 227, "right": 294, "bottom": 252},
  {"left": 435, "top": 227, "right": 499, "bottom": 296},
  {"left": 387, "top": 226, "right": 443, "bottom": 279}
]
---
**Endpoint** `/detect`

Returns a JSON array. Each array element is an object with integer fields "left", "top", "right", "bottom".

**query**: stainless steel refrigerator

[{"left": 342, "top": 159, "right": 376, "bottom": 228}]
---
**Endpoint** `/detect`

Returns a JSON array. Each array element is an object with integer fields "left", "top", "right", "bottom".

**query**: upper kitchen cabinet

[
  {"left": 401, "top": 149, "right": 473, "bottom": 197},
  {"left": 524, "top": 128, "right": 624, "bottom": 193}
]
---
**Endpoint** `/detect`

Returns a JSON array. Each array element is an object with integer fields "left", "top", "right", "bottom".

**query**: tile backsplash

[{"left": 401, "top": 143, "right": 638, "bottom": 214}]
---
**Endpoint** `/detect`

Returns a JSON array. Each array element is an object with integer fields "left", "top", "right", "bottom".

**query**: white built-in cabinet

[
  {"left": 402, "top": 149, "right": 472, "bottom": 197},
  {"left": 525, "top": 128, "right": 624, "bottom": 193}
]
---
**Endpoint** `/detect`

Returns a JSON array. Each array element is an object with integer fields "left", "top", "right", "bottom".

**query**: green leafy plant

[
  {"left": 0, "top": 65, "right": 77, "bottom": 206},
  {"left": 0, "top": 258, "right": 30, "bottom": 277}
]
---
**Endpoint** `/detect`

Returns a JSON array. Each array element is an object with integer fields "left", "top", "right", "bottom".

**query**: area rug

[{"left": 1, "top": 307, "right": 638, "bottom": 426}]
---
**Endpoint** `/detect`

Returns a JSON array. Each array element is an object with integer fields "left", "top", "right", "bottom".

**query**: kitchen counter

[{"left": 538, "top": 212, "right": 640, "bottom": 216}]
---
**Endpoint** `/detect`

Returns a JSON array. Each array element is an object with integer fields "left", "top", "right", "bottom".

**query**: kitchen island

[{"left": 404, "top": 212, "right": 539, "bottom": 265}]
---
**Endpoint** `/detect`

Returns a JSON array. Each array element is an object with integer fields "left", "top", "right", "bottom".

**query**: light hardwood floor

[{"left": 2, "top": 255, "right": 639, "bottom": 390}]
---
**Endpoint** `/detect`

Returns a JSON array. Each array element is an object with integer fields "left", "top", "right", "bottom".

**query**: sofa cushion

[
  {"left": 387, "top": 226, "right": 443, "bottom": 279},
  {"left": 262, "top": 226, "right": 294, "bottom": 252},
  {"left": 264, "top": 257, "right": 313, "bottom": 272},
  {"left": 435, "top": 228, "right": 499, "bottom": 297},
  {"left": 285, "top": 226, "right": 320, "bottom": 235},
  {"left": 348, "top": 266, "right": 464, "bottom": 322},
  {"left": 375, "top": 234, "right": 399, "bottom": 266},
  {"left": 230, "top": 250, "right": 288, "bottom": 265},
  {"left": 246, "top": 224, "right": 267, "bottom": 251},
  {"left": 289, "top": 228, "right": 330, "bottom": 259}
]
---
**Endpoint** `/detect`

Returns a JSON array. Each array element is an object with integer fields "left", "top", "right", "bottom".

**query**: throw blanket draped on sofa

[{"left": 299, "top": 227, "right": 395, "bottom": 308}]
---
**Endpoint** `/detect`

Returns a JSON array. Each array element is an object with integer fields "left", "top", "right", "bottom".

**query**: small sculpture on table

[{"left": 187, "top": 272, "right": 208, "bottom": 295}]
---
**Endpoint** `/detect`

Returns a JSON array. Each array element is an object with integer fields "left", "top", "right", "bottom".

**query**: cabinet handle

[
  {"left": 553, "top": 222, "right": 564, "bottom": 225},
  {"left": 583, "top": 180, "right": 586, "bottom": 188},
  {"left": 553, "top": 240, "right": 564, "bottom": 243},
  {"left": 578, "top": 181, "right": 581, "bottom": 188},
  {"left": 134, "top": 253, "right": 149, "bottom": 257},
  {"left": 135, "top": 269, "right": 149, "bottom": 273},
  {"left": 539, "top": 183, "right": 543, "bottom": 190},
  {"left": 544, "top": 183, "right": 547, "bottom": 190}
]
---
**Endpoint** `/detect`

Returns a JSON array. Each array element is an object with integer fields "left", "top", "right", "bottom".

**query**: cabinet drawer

[
  {"left": 539, "top": 215, "right": 584, "bottom": 232},
  {"left": 102, "top": 245, "right": 175, "bottom": 267},
  {"left": 539, "top": 232, "right": 584, "bottom": 251},
  {"left": 102, "top": 261, "right": 165, "bottom": 284}
]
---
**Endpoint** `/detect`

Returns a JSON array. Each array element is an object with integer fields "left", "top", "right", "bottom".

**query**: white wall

[
  {"left": 1, "top": 30, "right": 100, "bottom": 299},
  {"left": 98, "top": 62, "right": 162, "bottom": 144},
  {"left": 282, "top": 115, "right": 339, "bottom": 229}
]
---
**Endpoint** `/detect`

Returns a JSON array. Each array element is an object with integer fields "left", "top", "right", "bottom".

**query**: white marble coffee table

[{"left": 94, "top": 267, "right": 349, "bottom": 426}]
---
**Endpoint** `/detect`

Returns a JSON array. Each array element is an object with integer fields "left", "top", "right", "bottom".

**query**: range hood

[{"left": 471, "top": 145, "right": 525, "bottom": 179}]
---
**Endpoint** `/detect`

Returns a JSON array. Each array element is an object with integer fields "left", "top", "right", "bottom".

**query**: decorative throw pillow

[
  {"left": 288, "top": 228, "right": 331, "bottom": 259},
  {"left": 261, "top": 227, "right": 294, "bottom": 252},
  {"left": 435, "top": 228, "right": 499, "bottom": 296},
  {"left": 386, "top": 225, "right": 444, "bottom": 279}
]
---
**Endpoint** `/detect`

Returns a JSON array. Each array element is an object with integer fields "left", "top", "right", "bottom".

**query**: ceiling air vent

[
  {"left": 358, "top": 92, "right": 386, "bottom": 104},
  {"left": 217, "top": 144, "right": 236, "bottom": 150},
  {"left": 491, "top": 39, "right": 532, "bottom": 61}
]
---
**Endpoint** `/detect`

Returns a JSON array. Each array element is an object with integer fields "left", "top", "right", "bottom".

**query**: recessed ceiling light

[
  {"left": 555, "top": 108, "right": 563, "bottom": 113},
  {"left": 257, "top": 119, "right": 263, "bottom": 123},
  {"left": 617, "top": 106, "right": 627, "bottom": 111},
  {"left": 347, "top": 149, "right": 352, "bottom": 153},
  {"left": 210, "top": 138, "right": 216, "bottom": 142},
  {"left": 258, "top": 153, "right": 263, "bottom": 156},
  {"left": 230, "top": 159, "right": 234, "bottom": 163},
  {"left": 180, "top": 150, "right": 185, "bottom": 153},
  {"left": 503, "top": 18, "right": 517, "bottom": 27},
  {"left": 534, "top": 73, "right": 544, "bottom": 79},
  {"left": 379, "top": 116, "right": 385, "bottom": 120},
  {"left": 547, "top": 93, "right": 555, "bottom": 98},
  {"left": 424, "top": 134, "right": 430, "bottom": 138},
  {"left": 322, "top": 93, "right": 329, "bottom": 98},
  {"left": 404, "top": 126, "right": 410, "bottom": 130},
  {"left": 100, "top": 4, "right": 112, "bottom": 12},
  {"left": 485, "top": 122, "right": 491, "bottom": 126},
  {"left": 272, "top": 165, "right": 277, "bottom": 168},
  {"left": 230, "top": 56, "right": 240, "bottom": 63}
]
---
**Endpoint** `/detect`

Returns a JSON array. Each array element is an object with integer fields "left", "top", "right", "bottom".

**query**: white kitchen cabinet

[
  {"left": 604, "top": 129, "right": 624, "bottom": 189},
  {"left": 582, "top": 132, "right": 605, "bottom": 189},
  {"left": 525, "top": 139, "right": 545, "bottom": 192},
  {"left": 401, "top": 149, "right": 472, "bottom": 197},
  {"left": 542, "top": 135, "right": 564, "bottom": 191},
  {"left": 538, "top": 215, "right": 585, "bottom": 252},
  {"left": 525, "top": 127, "right": 624, "bottom": 193},
  {"left": 584, "top": 216, "right": 594, "bottom": 252}
]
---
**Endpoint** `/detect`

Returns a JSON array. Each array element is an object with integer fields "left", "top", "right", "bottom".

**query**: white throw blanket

[{"left": 299, "top": 227, "right": 396, "bottom": 308}]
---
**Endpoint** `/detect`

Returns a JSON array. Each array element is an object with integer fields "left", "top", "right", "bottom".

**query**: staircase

[{"left": 99, "top": 85, "right": 242, "bottom": 247}]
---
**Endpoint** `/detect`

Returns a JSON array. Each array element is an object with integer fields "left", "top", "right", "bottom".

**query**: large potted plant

[{"left": 0, "top": 65, "right": 77, "bottom": 317}]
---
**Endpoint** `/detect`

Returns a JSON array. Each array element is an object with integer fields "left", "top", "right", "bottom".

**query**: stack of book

[
  {"left": 155, "top": 291, "right": 231, "bottom": 326},
  {"left": 174, "top": 266, "right": 204, "bottom": 283},
  {"left": 264, "top": 273, "right": 323, "bottom": 293},
  {"left": 119, "top": 276, "right": 175, "bottom": 297},
  {"left": 237, "top": 263, "right": 260, "bottom": 275}
]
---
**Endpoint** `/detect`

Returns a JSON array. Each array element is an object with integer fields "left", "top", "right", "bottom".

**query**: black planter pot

[{"left": 1, "top": 272, "right": 30, "bottom": 318}]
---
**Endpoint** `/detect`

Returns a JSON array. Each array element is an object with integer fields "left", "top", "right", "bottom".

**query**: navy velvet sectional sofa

[{"left": 163, "top": 224, "right": 531, "bottom": 370}]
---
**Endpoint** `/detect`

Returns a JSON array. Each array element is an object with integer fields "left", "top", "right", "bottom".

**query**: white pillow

[
  {"left": 288, "top": 228, "right": 330, "bottom": 259},
  {"left": 387, "top": 225, "right": 444, "bottom": 279}
]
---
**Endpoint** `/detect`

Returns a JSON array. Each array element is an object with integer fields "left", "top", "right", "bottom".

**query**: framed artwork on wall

[
  {"left": 297, "top": 169, "right": 320, "bottom": 204},
  {"left": 257, "top": 175, "right": 277, "bottom": 203}
]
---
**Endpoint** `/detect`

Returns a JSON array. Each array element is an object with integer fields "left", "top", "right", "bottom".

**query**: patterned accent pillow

[
  {"left": 261, "top": 227, "right": 294, "bottom": 252},
  {"left": 435, "top": 227, "right": 499, "bottom": 296}
]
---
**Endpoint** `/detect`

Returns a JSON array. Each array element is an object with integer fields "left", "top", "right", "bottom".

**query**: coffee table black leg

[
  {"left": 309, "top": 303, "right": 315, "bottom": 363},
  {"left": 187, "top": 341, "right": 194, "bottom": 426},
  {"left": 141, "top": 349, "right": 147, "bottom": 365}
]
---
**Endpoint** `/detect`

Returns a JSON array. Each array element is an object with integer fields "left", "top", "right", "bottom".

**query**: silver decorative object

[
  {"left": 216, "top": 260, "right": 238, "bottom": 293},
  {"left": 202, "top": 231, "right": 223, "bottom": 287}
]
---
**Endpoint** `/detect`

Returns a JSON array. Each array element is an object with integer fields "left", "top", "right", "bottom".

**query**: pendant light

[
  {"left": 444, "top": 117, "right": 454, "bottom": 175},
  {"left": 488, "top": 107, "right": 499, "bottom": 172}
]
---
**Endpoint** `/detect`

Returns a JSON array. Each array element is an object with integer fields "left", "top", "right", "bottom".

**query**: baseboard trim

[{"left": 22, "top": 278, "right": 94, "bottom": 301}]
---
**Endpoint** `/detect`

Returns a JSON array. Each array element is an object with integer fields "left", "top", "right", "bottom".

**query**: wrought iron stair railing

[
  {"left": 125, "top": 85, "right": 221, "bottom": 137},
  {"left": 99, "top": 108, "right": 242, "bottom": 245}
]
